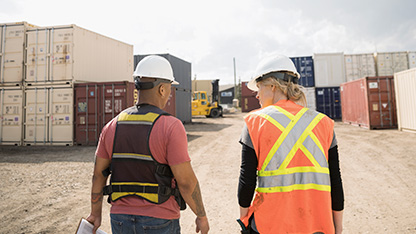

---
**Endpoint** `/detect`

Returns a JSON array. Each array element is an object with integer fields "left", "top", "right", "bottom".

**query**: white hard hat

[
  {"left": 133, "top": 55, "right": 179, "bottom": 85},
  {"left": 247, "top": 54, "right": 300, "bottom": 91}
]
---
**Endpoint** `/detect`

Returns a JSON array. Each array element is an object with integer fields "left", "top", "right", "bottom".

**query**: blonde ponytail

[{"left": 261, "top": 77, "right": 307, "bottom": 107}]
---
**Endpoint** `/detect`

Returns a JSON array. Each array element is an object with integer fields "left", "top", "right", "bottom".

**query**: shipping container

[
  {"left": 25, "top": 25, "right": 133, "bottom": 85},
  {"left": 315, "top": 87, "right": 342, "bottom": 120},
  {"left": 74, "top": 82, "right": 135, "bottom": 145},
  {"left": 241, "top": 81, "right": 256, "bottom": 97},
  {"left": 408, "top": 51, "right": 416, "bottom": 69},
  {"left": 290, "top": 56, "right": 315, "bottom": 87},
  {"left": 340, "top": 76, "right": 396, "bottom": 129},
  {"left": 175, "top": 89, "right": 192, "bottom": 123},
  {"left": 394, "top": 68, "right": 416, "bottom": 133},
  {"left": 0, "top": 87, "right": 23, "bottom": 145},
  {"left": 134, "top": 54, "right": 191, "bottom": 91},
  {"left": 192, "top": 80, "right": 213, "bottom": 102},
  {"left": 24, "top": 85, "right": 73, "bottom": 145},
  {"left": 314, "top": 53, "right": 346, "bottom": 87},
  {"left": 0, "top": 22, "right": 37, "bottom": 86},
  {"left": 303, "top": 87, "right": 316, "bottom": 110},
  {"left": 241, "top": 96, "right": 260, "bottom": 112},
  {"left": 376, "top": 51, "right": 408, "bottom": 76},
  {"left": 344, "top": 53, "right": 376, "bottom": 82}
]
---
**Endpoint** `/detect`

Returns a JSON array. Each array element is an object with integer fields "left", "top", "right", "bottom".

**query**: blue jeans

[{"left": 110, "top": 214, "right": 181, "bottom": 234}]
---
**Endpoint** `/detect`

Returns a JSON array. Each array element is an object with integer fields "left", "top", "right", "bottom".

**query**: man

[{"left": 87, "top": 55, "right": 209, "bottom": 234}]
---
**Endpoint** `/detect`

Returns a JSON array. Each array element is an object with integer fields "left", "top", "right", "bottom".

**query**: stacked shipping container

[
  {"left": 340, "top": 76, "right": 397, "bottom": 129},
  {"left": 1, "top": 22, "right": 38, "bottom": 145},
  {"left": 0, "top": 22, "right": 134, "bottom": 145},
  {"left": 394, "top": 68, "right": 416, "bottom": 133}
]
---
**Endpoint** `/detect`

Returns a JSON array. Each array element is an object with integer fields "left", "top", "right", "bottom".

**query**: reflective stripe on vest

[{"left": 250, "top": 105, "right": 330, "bottom": 193}]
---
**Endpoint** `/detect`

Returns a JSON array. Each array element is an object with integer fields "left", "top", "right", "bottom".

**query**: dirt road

[{"left": 0, "top": 112, "right": 415, "bottom": 233}]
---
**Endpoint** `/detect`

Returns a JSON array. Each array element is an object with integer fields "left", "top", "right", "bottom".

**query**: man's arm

[
  {"left": 86, "top": 156, "right": 111, "bottom": 234},
  {"left": 171, "top": 161, "right": 209, "bottom": 234}
]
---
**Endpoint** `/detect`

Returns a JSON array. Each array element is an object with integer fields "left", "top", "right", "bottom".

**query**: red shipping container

[
  {"left": 241, "top": 96, "right": 261, "bottom": 112},
  {"left": 340, "top": 76, "right": 397, "bottom": 129},
  {"left": 74, "top": 81, "right": 135, "bottom": 145},
  {"left": 241, "top": 81, "right": 257, "bottom": 97}
]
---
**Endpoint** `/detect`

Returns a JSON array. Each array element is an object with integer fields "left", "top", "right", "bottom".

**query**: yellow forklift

[{"left": 192, "top": 79, "right": 223, "bottom": 118}]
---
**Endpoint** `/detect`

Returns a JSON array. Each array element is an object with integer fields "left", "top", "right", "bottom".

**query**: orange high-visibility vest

[{"left": 242, "top": 100, "right": 335, "bottom": 234}]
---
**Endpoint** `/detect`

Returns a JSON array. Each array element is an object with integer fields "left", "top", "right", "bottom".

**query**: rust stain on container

[{"left": 340, "top": 76, "right": 397, "bottom": 129}]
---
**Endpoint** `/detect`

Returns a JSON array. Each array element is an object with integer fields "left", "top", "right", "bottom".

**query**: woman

[{"left": 238, "top": 54, "right": 344, "bottom": 234}]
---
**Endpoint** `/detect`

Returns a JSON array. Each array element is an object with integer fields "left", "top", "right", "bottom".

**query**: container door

[
  {"left": 304, "top": 87, "right": 316, "bottom": 110},
  {"left": 316, "top": 87, "right": 342, "bottom": 120},
  {"left": 242, "top": 96, "right": 261, "bottom": 112},
  {"left": 0, "top": 25, "right": 25, "bottom": 84},
  {"left": 26, "top": 29, "right": 50, "bottom": 83},
  {"left": 0, "top": 88, "right": 23, "bottom": 145},
  {"left": 25, "top": 88, "right": 49, "bottom": 144},
  {"left": 291, "top": 57, "right": 315, "bottom": 87},
  {"left": 49, "top": 87, "right": 73, "bottom": 145},
  {"left": 367, "top": 77, "right": 397, "bottom": 129},
  {"left": 50, "top": 28, "right": 73, "bottom": 82},
  {"left": 75, "top": 84, "right": 100, "bottom": 145},
  {"left": 362, "top": 54, "right": 376, "bottom": 78},
  {"left": 101, "top": 84, "right": 128, "bottom": 130}
]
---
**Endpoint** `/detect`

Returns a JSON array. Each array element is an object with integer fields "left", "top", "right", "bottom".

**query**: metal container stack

[{"left": 0, "top": 21, "right": 134, "bottom": 146}]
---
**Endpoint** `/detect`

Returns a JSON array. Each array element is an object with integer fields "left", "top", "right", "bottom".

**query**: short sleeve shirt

[{"left": 96, "top": 113, "right": 191, "bottom": 219}]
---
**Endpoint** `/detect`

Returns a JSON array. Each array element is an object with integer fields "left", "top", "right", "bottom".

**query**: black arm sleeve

[
  {"left": 329, "top": 145, "right": 344, "bottom": 211},
  {"left": 238, "top": 143, "right": 258, "bottom": 208}
]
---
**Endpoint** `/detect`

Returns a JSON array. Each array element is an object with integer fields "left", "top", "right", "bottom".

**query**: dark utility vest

[{"left": 103, "top": 104, "right": 186, "bottom": 210}]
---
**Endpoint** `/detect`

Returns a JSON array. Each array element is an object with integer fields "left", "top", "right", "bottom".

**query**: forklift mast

[{"left": 211, "top": 79, "right": 220, "bottom": 103}]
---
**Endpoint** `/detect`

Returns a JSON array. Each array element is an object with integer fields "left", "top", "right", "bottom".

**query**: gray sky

[{"left": 1, "top": 0, "right": 415, "bottom": 85}]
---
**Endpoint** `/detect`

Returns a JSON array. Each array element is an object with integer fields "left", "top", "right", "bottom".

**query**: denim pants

[{"left": 110, "top": 213, "right": 181, "bottom": 234}]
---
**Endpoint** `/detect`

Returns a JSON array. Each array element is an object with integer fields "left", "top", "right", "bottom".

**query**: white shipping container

[
  {"left": 408, "top": 51, "right": 416, "bottom": 69},
  {"left": 376, "top": 51, "right": 408, "bottom": 76},
  {"left": 303, "top": 87, "right": 316, "bottom": 110},
  {"left": 394, "top": 68, "right": 416, "bottom": 133},
  {"left": 0, "top": 87, "right": 23, "bottom": 145},
  {"left": 25, "top": 25, "right": 133, "bottom": 85},
  {"left": 0, "top": 22, "right": 37, "bottom": 85},
  {"left": 24, "top": 85, "right": 73, "bottom": 145},
  {"left": 314, "top": 53, "right": 346, "bottom": 87},
  {"left": 344, "top": 53, "right": 376, "bottom": 82}
]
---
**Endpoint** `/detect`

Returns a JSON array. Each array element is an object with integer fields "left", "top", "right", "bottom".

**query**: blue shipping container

[
  {"left": 290, "top": 56, "right": 315, "bottom": 87},
  {"left": 315, "top": 87, "right": 342, "bottom": 120}
]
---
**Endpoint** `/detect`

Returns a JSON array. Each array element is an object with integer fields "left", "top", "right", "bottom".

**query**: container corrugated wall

[
  {"left": 314, "top": 53, "right": 346, "bottom": 87},
  {"left": 315, "top": 87, "right": 342, "bottom": 120},
  {"left": 241, "top": 81, "right": 256, "bottom": 97},
  {"left": 0, "top": 22, "right": 37, "bottom": 86},
  {"left": 0, "top": 87, "right": 23, "bottom": 145},
  {"left": 24, "top": 85, "right": 73, "bottom": 145},
  {"left": 25, "top": 25, "right": 133, "bottom": 86},
  {"left": 344, "top": 53, "right": 376, "bottom": 82},
  {"left": 376, "top": 52, "right": 408, "bottom": 76},
  {"left": 74, "top": 82, "right": 135, "bottom": 145},
  {"left": 408, "top": 51, "right": 416, "bottom": 69},
  {"left": 134, "top": 54, "right": 192, "bottom": 123},
  {"left": 241, "top": 96, "right": 260, "bottom": 112},
  {"left": 341, "top": 76, "right": 396, "bottom": 129},
  {"left": 290, "top": 56, "right": 315, "bottom": 87},
  {"left": 394, "top": 68, "right": 416, "bottom": 133}
]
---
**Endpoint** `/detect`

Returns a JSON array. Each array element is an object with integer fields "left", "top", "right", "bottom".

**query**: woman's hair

[{"left": 260, "top": 76, "right": 307, "bottom": 107}]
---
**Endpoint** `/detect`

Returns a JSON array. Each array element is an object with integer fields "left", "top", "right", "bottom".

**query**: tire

[{"left": 210, "top": 108, "right": 220, "bottom": 118}]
